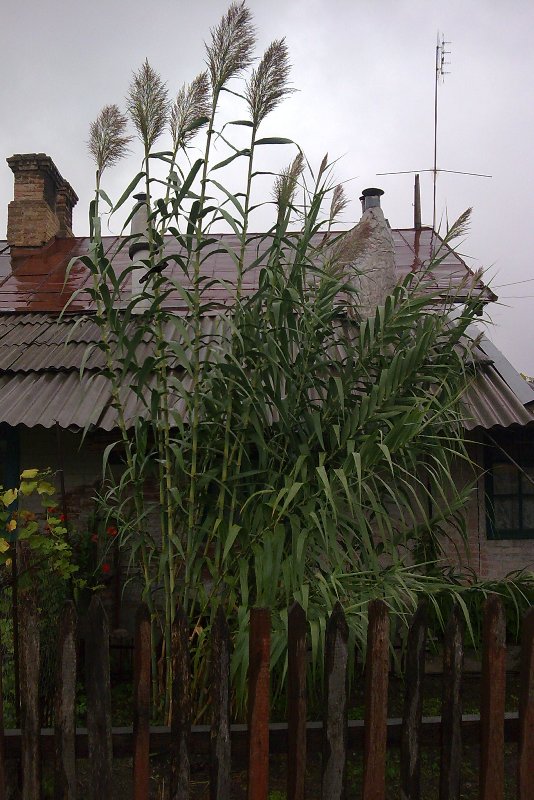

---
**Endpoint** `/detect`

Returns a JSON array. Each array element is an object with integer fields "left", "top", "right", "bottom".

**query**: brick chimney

[{"left": 6, "top": 153, "right": 78, "bottom": 248}]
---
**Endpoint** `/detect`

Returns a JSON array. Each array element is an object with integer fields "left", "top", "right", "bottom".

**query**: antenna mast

[
  {"left": 377, "top": 34, "right": 491, "bottom": 226},
  {"left": 433, "top": 33, "right": 451, "bottom": 230}
]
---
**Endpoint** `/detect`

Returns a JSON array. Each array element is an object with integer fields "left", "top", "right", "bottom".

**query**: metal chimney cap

[
  {"left": 360, "top": 187, "right": 384, "bottom": 213},
  {"left": 361, "top": 187, "right": 384, "bottom": 198}
]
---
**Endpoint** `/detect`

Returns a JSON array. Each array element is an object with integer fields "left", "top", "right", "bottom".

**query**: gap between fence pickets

[{"left": 0, "top": 713, "right": 521, "bottom": 758}]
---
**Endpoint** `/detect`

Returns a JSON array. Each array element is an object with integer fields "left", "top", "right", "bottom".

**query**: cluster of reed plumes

[{"left": 78, "top": 2, "right": 530, "bottom": 719}]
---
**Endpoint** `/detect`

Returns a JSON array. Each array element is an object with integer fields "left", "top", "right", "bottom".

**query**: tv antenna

[{"left": 377, "top": 33, "right": 491, "bottom": 231}]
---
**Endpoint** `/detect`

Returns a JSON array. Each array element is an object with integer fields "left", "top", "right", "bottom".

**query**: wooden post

[
  {"left": 518, "top": 607, "right": 534, "bottom": 799},
  {"left": 439, "top": 604, "right": 464, "bottom": 800},
  {"left": 247, "top": 608, "right": 271, "bottom": 800},
  {"left": 287, "top": 602, "right": 307, "bottom": 800},
  {"left": 400, "top": 601, "right": 427, "bottom": 800},
  {"left": 133, "top": 603, "right": 151, "bottom": 800},
  {"left": 54, "top": 601, "right": 77, "bottom": 800},
  {"left": 170, "top": 605, "right": 191, "bottom": 800},
  {"left": 480, "top": 595, "right": 506, "bottom": 800},
  {"left": 86, "top": 596, "right": 113, "bottom": 800},
  {"left": 362, "top": 599, "right": 389, "bottom": 800},
  {"left": 18, "top": 543, "right": 41, "bottom": 800},
  {"left": 210, "top": 606, "right": 231, "bottom": 800},
  {"left": 11, "top": 548, "right": 20, "bottom": 726},
  {"left": 0, "top": 607, "right": 6, "bottom": 800},
  {"left": 321, "top": 602, "right": 348, "bottom": 800}
]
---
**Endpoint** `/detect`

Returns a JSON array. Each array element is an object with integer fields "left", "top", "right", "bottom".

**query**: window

[
  {"left": 485, "top": 429, "right": 534, "bottom": 540},
  {"left": 0, "top": 424, "right": 19, "bottom": 490}
]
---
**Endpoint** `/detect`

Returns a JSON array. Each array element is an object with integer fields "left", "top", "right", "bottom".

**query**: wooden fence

[{"left": 1, "top": 593, "right": 534, "bottom": 800}]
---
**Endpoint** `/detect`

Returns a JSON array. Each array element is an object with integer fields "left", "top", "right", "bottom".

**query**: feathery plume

[
  {"left": 445, "top": 208, "right": 472, "bottom": 243},
  {"left": 170, "top": 72, "right": 211, "bottom": 149},
  {"left": 273, "top": 153, "right": 304, "bottom": 213},
  {"left": 317, "top": 153, "right": 329, "bottom": 182},
  {"left": 88, "top": 105, "right": 132, "bottom": 175},
  {"left": 245, "top": 38, "right": 294, "bottom": 127},
  {"left": 330, "top": 184, "right": 349, "bottom": 224},
  {"left": 127, "top": 59, "right": 170, "bottom": 151},
  {"left": 327, "top": 218, "right": 371, "bottom": 280},
  {"left": 206, "top": 2, "right": 256, "bottom": 92}
]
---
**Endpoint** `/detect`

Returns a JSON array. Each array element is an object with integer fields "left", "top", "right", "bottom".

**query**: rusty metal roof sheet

[
  {"left": 0, "top": 312, "right": 529, "bottom": 432},
  {"left": 0, "top": 227, "right": 495, "bottom": 314}
]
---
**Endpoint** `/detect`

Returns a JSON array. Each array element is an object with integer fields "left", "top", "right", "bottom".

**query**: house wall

[
  {"left": 19, "top": 425, "right": 102, "bottom": 508},
  {"left": 443, "top": 435, "right": 534, "bottom": 580},
  {"left": 16, "top": 425, "right": 534, "bottom": 612}
]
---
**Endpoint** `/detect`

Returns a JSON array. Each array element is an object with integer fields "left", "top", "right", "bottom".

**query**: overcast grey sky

[{"left": 1, "top": 0, "right": 533, "bottom": 372}]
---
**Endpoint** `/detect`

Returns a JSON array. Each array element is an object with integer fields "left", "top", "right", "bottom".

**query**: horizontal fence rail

[{"left": 0, "top": 594, "right": 533, "bottom": 799}]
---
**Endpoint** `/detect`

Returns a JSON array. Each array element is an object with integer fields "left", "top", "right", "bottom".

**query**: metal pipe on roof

[
  {"left": 129, "top": 193, "right": 152, "bottom": 315},
  {"left": 414, "top": 175, "right": 422, "bottom": 230},
  {"left": 359, "top": 187, "right": 384, "bottom": 213}
]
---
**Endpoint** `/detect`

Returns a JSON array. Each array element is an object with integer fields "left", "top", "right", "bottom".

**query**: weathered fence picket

[
  {"left": 133, "top": 603, "right": 151, "bottom": 800},
  {"left": 287, "top": 601, "right": 307, "bottom": 800},
  {"left": 439, "top": 604, "right": 464, "bottom": 800},
  {"left": 480, "top": 595, "right": 506, "bottom": 800},
  {"left": 0, "top": 621, "right": 5, "bottom": 800},
  {"left": 400, "top": 600, "right": 428, "bottom": 800},
  {"left": 18, "top": 545, "right": 40, "bottom": 800},
  {"left": 321, "top": 602, "right": 348, "bottom": 800},
  {"left": 4, "top": 589, "right": 534, "bottom": 796},
  {"left": 210, "top": 606, "right": 231, "bottom": 800},
  {"left": 54, "top": 601, "right": 77, "bottom": 800},
  {"left": 170, "top": 604, "right": 191, "bottom": 800},
  {"left": 247, "top": 607, "right": 271, "bottom": 800},
  {"left": 86, "top": 595, "right": 113, "bottom": 800},
  {"left": 518, "top": 606, "right": 534, "bottom": 800},
  {"left": 362, "top": 599, "right": 389, "bottom": 800}
]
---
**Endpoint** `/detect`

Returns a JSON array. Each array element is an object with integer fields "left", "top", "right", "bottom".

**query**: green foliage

[
  {"left": 77, "top": 2, "right": 529, "bottom": 720},
  {"left": 0, "top": 469, "right": 81, "bottom": 588}
]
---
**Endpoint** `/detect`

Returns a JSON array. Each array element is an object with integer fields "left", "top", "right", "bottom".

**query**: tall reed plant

[{"left": 70, "top": 2, "right": 529, "bottom": 718}]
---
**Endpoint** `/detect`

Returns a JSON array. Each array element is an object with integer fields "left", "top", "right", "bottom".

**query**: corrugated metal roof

[
  {"left": 463, "top": 367, "right": 534, "bottom": 431},
  {"left": 0, "top": 227, "right": 495, "bottom": 314},
  {"left": 0, "top": 312, "right": 530, "bottom": 432}
]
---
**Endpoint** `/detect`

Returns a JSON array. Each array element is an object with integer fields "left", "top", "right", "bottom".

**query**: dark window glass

[
  {"left": 485, "top": 429, "right": 534, "bottom": 539},
  {"left": 0, "top": 437, "right": 6, "bottom": 487}
]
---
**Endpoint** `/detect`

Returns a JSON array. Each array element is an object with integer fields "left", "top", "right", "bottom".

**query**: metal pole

[{"left": 433, "top": 38, "right": 439, "bottom": 232}]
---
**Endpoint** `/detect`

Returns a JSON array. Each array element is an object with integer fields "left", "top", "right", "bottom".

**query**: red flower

[
  {"left": 106, "top": 526, "right": 118, "bottom": 537},
  {"left": 59, "top": 513, "right": 66, "bottom": 523},
  {"left": 101, "top": 562, "right": 111, "bottom": 575},
  {"left": 91, "top": 533, "right": 98, "bottom": 543},
  {"left": 47, "top": 506, "right": 58, "bottom": 513}
]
